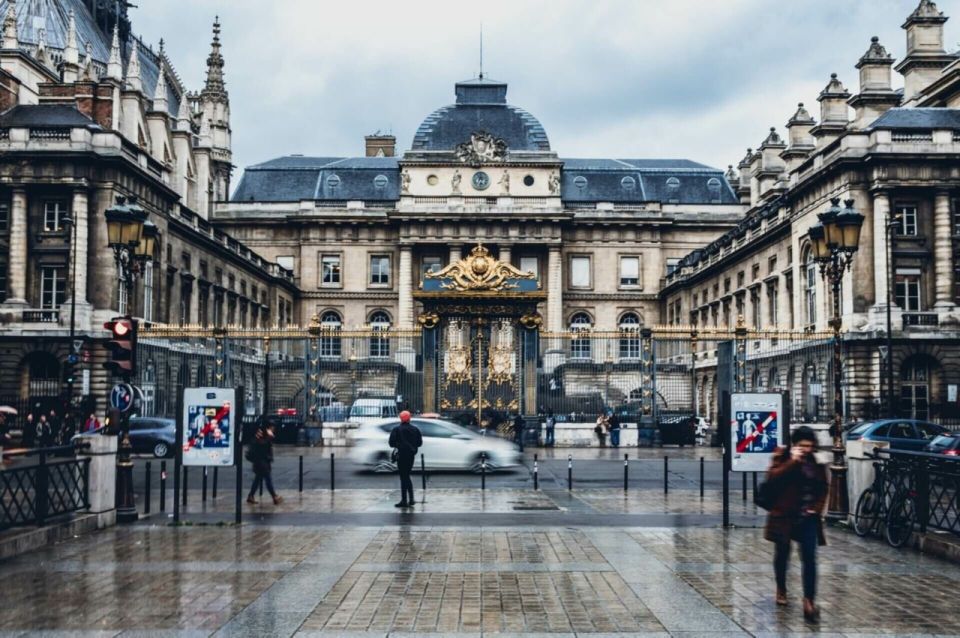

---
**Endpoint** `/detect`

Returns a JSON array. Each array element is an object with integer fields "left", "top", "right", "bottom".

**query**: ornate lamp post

[
  {"left": 104, "top": 196, "right": 156, "bottom": 523},
  {"left": 806, "top": 197, "right": 864, "bottom": 520}
]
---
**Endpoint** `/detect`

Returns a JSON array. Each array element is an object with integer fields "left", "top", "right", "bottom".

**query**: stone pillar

[
  {"left": 449, "top": 245, "right": 461, "bottom": 264},
  {"left": 69, "top": 190, "right": 89, "bottom": 305},
  {"left": 77, "top": 432, "right": 118, "bottom": 529},
  {"left": 395, "top": 245, "right": 416, "bottom": 371},
  {"left": 933, "top": 191, "right": 955, "bottom": 310},
  {"left": 544, "top": 245, "right": 564, "bottom": 372},
  {"left": 499, "top": 245, "right": 511, "bottom": 265},
  {"left": 872, "top": 192, "right": 891, "bottom": 309},
  {"left": 7, "top": 189, "right": 27, "bottom": 305}
]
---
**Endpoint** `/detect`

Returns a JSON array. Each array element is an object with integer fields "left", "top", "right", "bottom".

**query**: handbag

[
  {"left": 390, "top": 448, "right": 399, "bottom": 463},
  {"left": 755, "top": 476, "right": 780, "bottom": 510}
]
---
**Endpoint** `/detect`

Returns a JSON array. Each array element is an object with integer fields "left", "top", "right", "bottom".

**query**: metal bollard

[
  {"left": 144, "top": 461, "right": 152, "bottom": 514},
  {"left": 742, "top": 472, "right": 747, "bottom": 501},
  {"left": 212, "top": 467, "right": 218, "bottom": 499},
  {"left": 568, "top": 455, "right": 573, "bottom": 491},
  {"left": 420, "top": 454, "right": 426, "bottom": 501},
  {"left": 182, "top": 466, "right": 188, "bottom": 506},
  {"left": 481, "top": 453, "right": 486, "bottom": 490},
  {"left": 160, "top": 461, "right": 167, "bottom": 512},
  {"left": 533, "top": 454, "right": 539, "bottom": 491},
  {"left": 299, "top": 455, "right": 304, "bottom": 493},
  {"left": 202, "top": 467, "right": 208, "bottom": 502},
  {"left": 330, "top": 453, "right": 335, "bottom": 491},
  {"left": 663, "top": 456, "right": 668, "bottom": 494},
  {"left": 700, "top": 456, "right": 705, "bottom": 499},
  {"left": 624, "top": 454, "right": 629, "bottom": 491}
]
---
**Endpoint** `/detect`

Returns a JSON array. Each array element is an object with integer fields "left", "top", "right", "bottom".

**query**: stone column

[
  {"left": 68, "top": 190, "right": 89, "bottom": 305},
  {"left": 872, "top": 192, "right": 891, "bottom": 308},
  {"left": 7, "top": 189, "right": 27, "bottom": 304},
  {"left": 77, "top": 431, "right": 118, "bottom": 528},
  {"left": 499, "top": 245, "right": 511, "bottom": 265},
  {"left": 544, "top": 245, "right": 564, "bottom": 372},
  {"left": 395, "top": 245, "right": 416, "bottom": 370},
  {"left": 933, "top": 191, "right": 955, "bottom": 310},
  {"left": 449, "top": 245, "right": 461, "bottom": 264}
]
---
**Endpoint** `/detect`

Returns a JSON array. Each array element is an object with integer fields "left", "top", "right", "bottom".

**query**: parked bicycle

[{"left": 852, "top": 450, "right": 917, "bottom": 548}]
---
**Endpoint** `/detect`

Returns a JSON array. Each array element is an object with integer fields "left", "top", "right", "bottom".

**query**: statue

[
  {"left": 451, "top": 169, "right": 462, "bottom": 194},
  {"left": 548, "top": 171, "right": 561, "bottom": 195},
  {"left": 400, "top": 169, "right": 411, "bottom": 194},
  {"left": 498, "top": 170, "right": 510, "bottom": 194},
  {"left": 455, "top": 131, "right": 508, "bottom": 164}
]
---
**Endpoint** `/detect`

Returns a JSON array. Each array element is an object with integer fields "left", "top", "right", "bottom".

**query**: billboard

[
  {"left": 730, "top": 392, "right": 786, "bottom": 472},
  {"left": 182, "top": 387, "right": 236, "bottom": 466}
]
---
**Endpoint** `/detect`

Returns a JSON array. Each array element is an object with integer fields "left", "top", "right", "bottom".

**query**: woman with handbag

[
  {"left": 594, "top": 412, "right": 608, "bottom": 447},
  {"left": 763, "top": 425, "right": 828, "bottom": 622}
]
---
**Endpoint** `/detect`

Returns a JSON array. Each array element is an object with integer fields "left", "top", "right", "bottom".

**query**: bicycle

[
  {"left": 884, "top": 474, "right": 918, "bottom": 548},
  {"left": 853, "top": 452, "right": 891, "bottom": 537},
  {"left": 853, "top": 451, "right": 918, "bottom": 548}
]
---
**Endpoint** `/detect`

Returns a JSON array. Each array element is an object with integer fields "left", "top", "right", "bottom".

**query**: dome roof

[{"left": 411, "top": 78, "right": 551, "bottom": 152}]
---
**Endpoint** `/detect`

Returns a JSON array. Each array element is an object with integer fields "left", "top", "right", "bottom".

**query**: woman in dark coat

[
  {"left": 246, "top": 422, "right": 282, "bottom": 505},
  {"left": 763, "top": 425, "right": 828, "bottom": 622}
]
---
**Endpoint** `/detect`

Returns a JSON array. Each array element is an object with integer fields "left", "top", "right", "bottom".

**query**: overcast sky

[{"left": 132, "top": 0, "right": 955, "bottom": 188}]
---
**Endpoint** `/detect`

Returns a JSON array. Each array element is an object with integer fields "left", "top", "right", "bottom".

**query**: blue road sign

[
  {"left": 67, "top": 354, "right": 79, "bottom": 365},
  {"left": 110, "top": 383, "right": 135, "bottom": 413}
]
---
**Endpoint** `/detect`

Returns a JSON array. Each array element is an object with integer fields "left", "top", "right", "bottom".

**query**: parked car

[
  {"left": 347, "top": 398, "right": 399, "bottom": 424},
  {"left": 349, "top": 417, "right": 522, "bottom": 472},
  {"left": 844, "top": 419, "right": 947, "bottom": 451},
  {"left": 128, "top": 417, "right": 176, "bottom": 458},
  {"left": 925, "top": 433, "right": 960, "bottom": 456}
]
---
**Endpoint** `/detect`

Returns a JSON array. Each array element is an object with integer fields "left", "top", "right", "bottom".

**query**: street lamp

[
  {"left": 805, "top": 197, "right": 864, "bottom": 520},
  {"left": 104, "top": 195, "right": 152, "bottom": 524}
]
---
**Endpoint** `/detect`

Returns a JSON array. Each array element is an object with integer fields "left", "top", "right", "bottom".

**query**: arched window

[
  {"left": 320, "top": 311, "right": 342, "bottom": 358},
  {"left": 901, "top": 358, "right": 932, "bottom": 421},
  {"left": 802, "top": 246, "right": 817, "bottom": 326},
  {"left": 751, "top": 368, "right": 763, "bottom": 390},
  {"left": 369, "top": 311, "right": 391, "bottom": 358},
  {"left": 570, "top": 312, "right": 592, "bottom": 359},
  {"left": 618, "top": 312, "right": 641, "bottom": 359},
  {"left": 707, "top": 177, "right": 722, "bottom": 203},
  {"left": 768, "top": 367, "right": 780, "bottom": 390}
]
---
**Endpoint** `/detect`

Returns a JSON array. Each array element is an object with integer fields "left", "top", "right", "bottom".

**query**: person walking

[
  {"left": 388, "top": 410, "right": 422, "bottom": 508},
  {"left": 37, "top": 414, "right": 54, "bottom": 448},
  {"left": 608, "top": 411, "right": 621, "bottom": 448},
  {"left": 594, "top": 412, "right": 608, "bottom": 447},
  {"left": 83, "top": 413, "right": 101, "bottom": 433},
  {"left": 545, "top": 409, "right": 556, "bottom": 447},
  {"left": 764, "top": 425, "right": 828, "bottom": 622},
  {"left": 22, "top": 413, "right": 35, "bottom": 448},
  {"left": 513, "top": 412, "right": 526, "bottom": 452},
  {"left": 246, "top": 421, "right": 282, "bottom": 505}
]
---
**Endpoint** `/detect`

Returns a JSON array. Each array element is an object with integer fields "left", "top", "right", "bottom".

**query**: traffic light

[
  {"left": 63, "top": 361, "right": 75, "bottom": 386},
  {"left": 103, "top": 317, "right": 137, "bottom": 377}
]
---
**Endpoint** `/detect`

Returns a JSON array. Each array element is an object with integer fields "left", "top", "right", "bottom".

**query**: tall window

[
  {"left": 142, "top": 261, "right": 154, "bottom": 321},
  {"left": 750, "top": 289, "right": 761, "bottom": 328},
  {"left": 767, "top": 281, "right": 779, "bottom": 326},
  {"left": 369, "top": 255, "right": 391, "bottom": 286},
  {"left": 319, "top": 311, "right": 342, "bottom": 358},
  {"left": 895, "top": 271, "right": 922, "bottom": 311},
  {"left": 768, "top": 367, "right": 781, "bottom": 390},
  {"left": 520, "top": 256, "right": 539, "bottom": 280},
  {"left": 570, "top": 256, "right": 591, "bottom": 288},
  {"left": 619, "top": 256, "right": 640, "bottom": 287},
  {"left": 570, "top": 312, "right": 592, "bottom": 359},
  {"left": 43, "top": 201, "right": 67, "bottom": 232},
  {"left": 369, "top": 311, "right": 391, "bottom": 358},
  {"left": 895, "top": 204, "right": 918, "bottom": 236},
  {"left": 900, "top": 359, "right": 930, "bottom": 421},
  {"left": 803, "top": 248, "right": 817, "bottom": 326},
  {"left": 321, "top": 254, "right": 341, "bottom": 287},
  {"left": 618, "top": 312, "right": 641, "bottom": 359},
  {"left": 0, "top": 202, "right": 8, "bottom": 232},
  {"left": 179, "top": 283, "right": 192, "bottom": 324},
  {"left": 40, "top": 266, "right": 65, "bottom": 309}
]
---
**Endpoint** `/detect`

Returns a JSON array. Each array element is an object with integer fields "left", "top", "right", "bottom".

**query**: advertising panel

[
  {"left": 182, "top": 387, "right": 236, "bottom": 466},
  {"left": 730, "top": 392, "right": 786, "bottom": 472}
]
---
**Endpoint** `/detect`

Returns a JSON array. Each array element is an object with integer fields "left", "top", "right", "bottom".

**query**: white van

[{"left": 347, "top": 398, "right": 399, "bottom": 423}]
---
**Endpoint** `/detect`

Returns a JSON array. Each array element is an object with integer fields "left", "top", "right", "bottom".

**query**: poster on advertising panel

[
  {"left": 730, "top": 392, "right": 786, "bottom": 472},
  {"left": 182, "top": 387, "right": 236, "bottom": 466}
]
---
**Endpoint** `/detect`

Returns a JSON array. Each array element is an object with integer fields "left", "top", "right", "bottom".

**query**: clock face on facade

[{"left": 472, "top": 171, "right": 490, "bottom": 191}]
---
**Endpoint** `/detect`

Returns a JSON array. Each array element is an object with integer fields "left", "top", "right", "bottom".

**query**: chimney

[
  {"left": 365, "top": 134, "right": 396, "bottom": 157},
  {"left": 895, "top": 0, "right": 952, "bottom": 102},
  {"left": 781, "top": 103, "right": 816, "bottom": 174},
  {"left": 849, "top": 36, "right": 900, "bottom": 128},
  {"left": 810, "top": 73, "right": 850, "bottom": 146}
]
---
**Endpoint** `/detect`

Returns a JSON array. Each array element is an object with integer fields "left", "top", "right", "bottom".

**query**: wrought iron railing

[
  {"left": 0, "top": 445, "right": 90, "bottom": 530},
  {"left": 903, "top": 312, "right": 939, "bottom": 328},
  {"left": 21, "top": 309, "right": 59, "bottom": 323},
  {"left": 878, "top": 448, "right": 960, "bottom": 538}
]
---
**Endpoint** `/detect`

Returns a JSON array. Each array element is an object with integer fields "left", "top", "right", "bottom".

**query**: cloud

[{"left": 130, "top": 0, "right": 942, "bottom": 183}]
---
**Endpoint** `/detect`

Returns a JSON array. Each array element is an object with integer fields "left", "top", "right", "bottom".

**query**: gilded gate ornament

[
  {"left": 519, "top": 312, "right": 543, "bottom": 330},
  {"left": 424, "top": 244, "right": 536, "bottom": 292},
  {"left": 417, "top": 312, "right": 440, "bottom": 329}
]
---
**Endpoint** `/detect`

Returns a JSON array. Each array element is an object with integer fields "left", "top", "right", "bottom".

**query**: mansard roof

[
  {"left": 869, "top": 107, "right": 960, "bottom": 129},
  {"left": 0, "top": 103, "right": 99, "bottom": 128},
  {"left": 232, "top": 156, "right": 401, "bottom": 202}
]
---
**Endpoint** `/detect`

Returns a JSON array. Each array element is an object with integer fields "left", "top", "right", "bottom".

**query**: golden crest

[
  {"left": 444, "top": 346, "right": 472, "bottom": 385},
  {"left": 518, "top": 313, "right": 543, "bottom": 330},
  {"left": 417, "top": 312, "right": 440, "bottom": 329},
  {"left": 424, "top": 244, "right": 536, "bottom": 292}
]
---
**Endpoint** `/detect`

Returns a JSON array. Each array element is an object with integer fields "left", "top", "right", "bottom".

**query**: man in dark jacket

[
  {"left": 513, "top": 413, "right": 525, "bottom": 452},
  {"left": 388, "top": 410, "right": 422, "bottom": 508},
  {"left": 608, "top": 412, "right": 621, "bottom": 448}
]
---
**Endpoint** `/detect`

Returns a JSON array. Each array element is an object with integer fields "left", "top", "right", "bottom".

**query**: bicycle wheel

[
  {"left": 853, "top": 489, "right": 879, "bottom": 537},
  {"left": 884, "top": 494, "right": 916, "bottom": 548}
]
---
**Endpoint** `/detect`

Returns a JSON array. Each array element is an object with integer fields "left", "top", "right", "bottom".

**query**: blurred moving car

[
  {"left": 350, "top": 417, "right": 522, "bottom": 472},
  {"left": 925, "top": 433, "right": 960, "bottom": 456},
  {"left": 347, "top": 398, "right": 399, "bottom": 424},
  {"left": 128, "top": 417, "right": 176, "bottom": 458},
  {"left": 844, "top": 419, "right": 947, "bottom": 451}
]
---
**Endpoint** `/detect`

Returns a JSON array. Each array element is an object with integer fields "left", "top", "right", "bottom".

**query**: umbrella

[{"left": 0, "top": 406, "right": 16, "bottom": 415}]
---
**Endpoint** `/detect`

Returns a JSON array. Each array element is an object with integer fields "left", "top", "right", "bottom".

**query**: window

[
  {"left": 803, "top": 248, "right": 817, "bottom": 325},
  {"left": 321, "top": 254, "right": 341, "bottom": 287},
  {"left": 520, "top": 256, "right": 539, "bottom": 280},
  {"left": 618, "top": 313, "right": 641, "bottom": 359},
  {"left": 43, "top": 201, "right": 67, "bottom": 232},
  {"left": 570, "top": 312, "right": 592, "bottom": 359},
  {"left": 895, "top": 204, "right": 918, "bottom": 236},
  {"left": 40, "top": 266, "right": 65, "bottom": 309},
  {"left": 953, "top": 198, "right": 960, "bottom": 235},
  {"left": 0, "top": 202, "right": 8, "bottom": 232},
  {"left": 787, "top": 246, "right": 793, "bottom": 264},
  {"left": 900, "top": 359, "right": 931, "bottom": 422},
  {"left": 768, "top": 255, "right": 778, "bottom": 274},
  {"left": 751, "top": 263, "right": 760, "bottom": 281},
  {"left": 214, "top": 267, "right": 223, "bottom": 285},
  {"left": 666, "top": 258, "right": 680, "bottom": 276},
  {"left": 143, "top": 261, "right": 154, "bottom": 322},
  {"left": 276, "top": 255, "right": 295, "bottom": 271},
  {"left": 895, "top": 271, "right": 922, "bottom": 311},
  {"left": 570, "top": 256, "right": 591, "bottom": 288},
  {"left": 369, "top": 311, "right": 391, "bottom": 358},
  {"left": 199, "top": 260, "right": 208, "bottom": 280},
  {"left": 179, "top": 283, "right": 192, "bottom": 324},
  {"left": 750, "top": 288, "right": 761, "bottom": 328},
  {"left": 0, "top": 260, "right": 6, "bottom": 302},
  {"left": 723, "top": 278, "right": 731, "bottom": 294},
  {"left": 180, "top": 252, "right": 191, "bottom": 273},
  {"left": 768, "top": 367, "right": 780, "bottom": 390},
  {"left": 198, "top": 287, "right": 209, "bottom": 327},
  {"left": 619, "top": 256, "right": 640, "bottom": 287},
  {"left": 369, "top": 255, "right": 391, "bottom": 286},
  {"left": 737, "top": 271, "right": 745, "bottom": 288},
  {"left": 421, "top": 256, "right": 442, "bottom": 282},
  {"left": 319, "top": 311, "right": 342, "bottom": 358},
  {"left": 767, "top": 281, "right": 778, "bottom": 326}
]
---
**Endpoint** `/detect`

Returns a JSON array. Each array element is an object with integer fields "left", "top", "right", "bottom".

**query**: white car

[{"left": 349, "top": 417, "right": 522, "bottom": 472}]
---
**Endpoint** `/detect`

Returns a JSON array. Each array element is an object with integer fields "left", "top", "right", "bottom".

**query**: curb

[{"left": 0, "top": 514, "right": 99, "bottom": 561}]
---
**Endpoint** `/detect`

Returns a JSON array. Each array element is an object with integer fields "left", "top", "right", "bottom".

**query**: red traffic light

[{"left": 103, "top": 317, "right": 137, "bottom": 378}]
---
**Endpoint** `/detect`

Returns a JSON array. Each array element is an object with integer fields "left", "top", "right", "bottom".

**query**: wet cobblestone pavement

[{"left": 2, "top": 488, "right": 960, "bottom": 636}]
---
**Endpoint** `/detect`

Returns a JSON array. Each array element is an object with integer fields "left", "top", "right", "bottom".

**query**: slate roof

[
  {"left": 560, "top": 159, "right": 738, "bottom": 204},
  {"left": 869, "top": 107, "right": 960, "bottom": 129},
  {"left": 232, "top": 157, "right": 401, "bottom": 202},
  {"left": 0, "top": 104, "right": 100, "bottom": 128}
]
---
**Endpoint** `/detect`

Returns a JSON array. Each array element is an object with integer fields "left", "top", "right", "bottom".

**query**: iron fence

[
  {"left": 877, "top": 448, "right": 960, "bottom": 538},
  {"left": 0, "top": 446, "right": 90, "bottom": 529}
]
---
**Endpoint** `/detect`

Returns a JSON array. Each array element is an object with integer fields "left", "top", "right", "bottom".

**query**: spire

[
  {"left": 63, "top": 9, "right": 78, "bottom": 65},
  {"left": 125, "top": 37, "right": 142, "bottom": 92},
  {"left": 106, "top": 22, "right": 122, "bottom": 79},
  {"left": 176, "top": 96, "right": 192, "bottom": 131},
  {"left": 1, "top": 0, "right": 17, "bottom": 51},
  {"left": 202, "top": 16, "right": 226, "bottom": 98},
  {"left": 153, "top": 67, "right": 168, "bottom": 112}
]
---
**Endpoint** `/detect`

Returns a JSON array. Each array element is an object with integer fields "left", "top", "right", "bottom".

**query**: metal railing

[
  {"left": 878, "top": 448, "right": 960, "bottom": 538},
  {"left": 21, "top": 309, "right": 60, "bottom": 323},
  {"left": 903, "top": 312, "right": 939, "bottom": 328},
  {"left": 0, "top": 445, "right": 90, "bottom": 530}
]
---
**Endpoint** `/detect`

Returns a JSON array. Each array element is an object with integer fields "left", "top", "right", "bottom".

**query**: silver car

[{"left": 349, "top": 417, "right": 522, "bottom": 472}]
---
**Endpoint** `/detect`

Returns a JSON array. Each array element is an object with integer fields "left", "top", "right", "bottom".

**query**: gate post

[
  {"left": 419, "top": 313, "right": 440, "bottom": 413},
  {"left": 519, "top": 313, "right": 542, "bottom": 417},
  {"left": 639, "top": 328, "right": 655, "bottom": 445},
  {"left": 734, "top": 316, "right": 747, "bottom": 392}
]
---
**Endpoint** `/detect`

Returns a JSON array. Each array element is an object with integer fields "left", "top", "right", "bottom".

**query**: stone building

[
  {"left": 0, "top": 0, "right": 297, "bottom": 415},
  {"left": 662, "top": 0, "right": 960, "bottom": 424}
]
